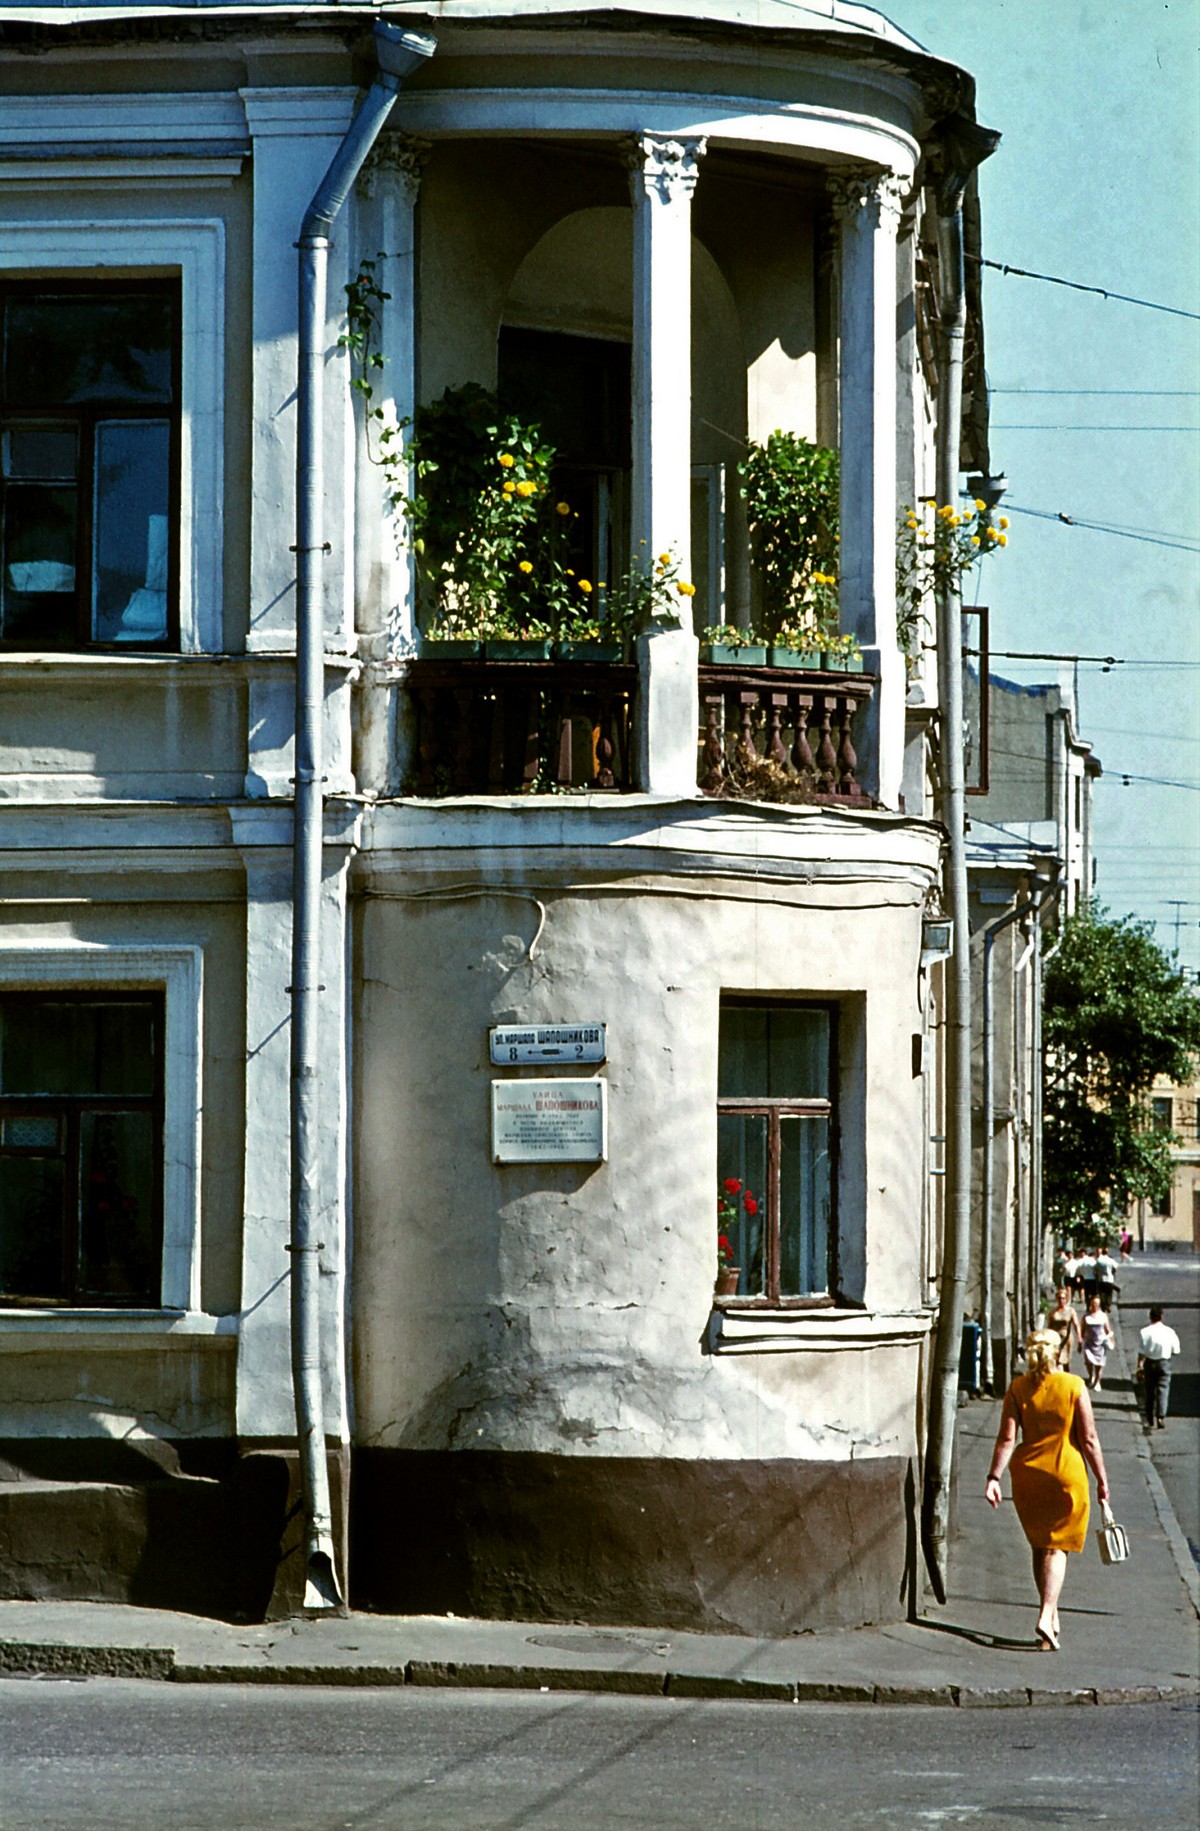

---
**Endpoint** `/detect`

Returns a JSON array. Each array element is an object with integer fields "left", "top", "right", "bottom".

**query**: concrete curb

[{"left": 1, "top": 1639, "right": 1195, "bottom": 1707}]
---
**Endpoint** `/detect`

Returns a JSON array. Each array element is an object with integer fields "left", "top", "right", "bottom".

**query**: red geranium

[
  {"left": 723, "top": 1177, "right": 742, "bottom": 1194},
  {"left": 743, "top": 1193, "right": 758, "bottom": 1216}
]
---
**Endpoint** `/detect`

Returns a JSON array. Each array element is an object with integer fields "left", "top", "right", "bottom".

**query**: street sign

[
  {"left": 489, "top": 1023, "right": 606, "bottom": 1066},
  {"left": 491, "top": 1078, "right": 608, "bottom": 1163}
]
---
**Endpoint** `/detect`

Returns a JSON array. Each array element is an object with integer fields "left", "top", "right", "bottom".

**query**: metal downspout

[
  {"left": 921, "top": 113, "right": 1000, "bottom": 1603},
  {"left": 1030, "top": 895, "right": 1064, "bottom": 1330},
  {"left": 981, "top": 893, "right": 1038, "bottom": 1391},
  {"left": 291, "top": 20, "right": 436, "bottom": 1611}
]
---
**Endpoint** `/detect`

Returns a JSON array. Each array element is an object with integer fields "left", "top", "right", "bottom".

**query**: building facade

[{"left": 0, "top": 2, "right": 992, "bottom": 1629}]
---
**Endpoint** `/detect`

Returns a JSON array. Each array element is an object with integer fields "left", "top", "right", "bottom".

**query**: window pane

[
  {"left": 717, "top": 1111, "right": 767, "bottom": 1298},
  {"left": 78, "top": 1110, "right": 156, "bottom": 1300},
  {"left": 92, "top": 421, "right": 170, "bottom": 642},
  {"left": 1, "top": 1114, "right": 61, "bottom": 1150},
  {"left": 1, "top": 481, "right": 78, "bottom": 646},
  {"left": 0, "top": 999, "right": 156, "bottom": 1098},
  {"left": 4, "top": 294, "right": 173, "bottom": 406},
  {"left": 780, "top": 1114, "right": 831, "bottom": 1296},
  {"left": 3, "top": 423, "right": 79, "bottom": 482},
  {"left": 718, "top": 1004, "right": 829, "bottom": 1099},
  {"left": 0, "top": 1152, "right": 66, "bottom": 1301}
]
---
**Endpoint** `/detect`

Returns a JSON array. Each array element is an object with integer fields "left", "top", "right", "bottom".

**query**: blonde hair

[{"left": 1025, "top": 1330, "right": 1061, "bottom": 1381}]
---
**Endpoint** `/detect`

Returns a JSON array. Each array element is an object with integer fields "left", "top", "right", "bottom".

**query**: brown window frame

[
  {"left": 0, "top": 277, "right": 181, "bottom": 653},
  {"left": 717, "top": 1000, "right": 838, "bottom": 1309},
  {"left": 0, "top": 989, "right": 165, "bottom": 1308}
]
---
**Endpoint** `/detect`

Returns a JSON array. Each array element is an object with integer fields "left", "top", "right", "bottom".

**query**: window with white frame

[
  {"left": 716, "top": 1000, "right": 836, "bottom": 1304},
  {"left": 1, "top": 280, "right": 179, "bottom": 649},
  {"left": 0, "top": 947, "right": 202, "bottom": 1313}
]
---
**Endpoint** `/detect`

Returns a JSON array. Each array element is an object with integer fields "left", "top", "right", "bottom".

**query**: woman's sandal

[{"left": 1035, "top": 1625, "right": 1061, "bottom": 1652}]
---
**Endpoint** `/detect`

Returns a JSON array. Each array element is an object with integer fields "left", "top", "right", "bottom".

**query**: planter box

[
  {"left": 769, "top": 646, "right": 823, "bottom": 669},
  {"left": 552, "top": 640, "right": 627, "bottom": 663},
  {"left": 483, "top": 638, "right": 552, "bottom": 662},
  {"left": 701, "top": 644, "right": 768, "bottom": 666},
  {"left": 822, "top": 652, "right": 864, "bottom": 674},
  {"left": 420, "top": 638, "right": 482, "bottom": 660}
]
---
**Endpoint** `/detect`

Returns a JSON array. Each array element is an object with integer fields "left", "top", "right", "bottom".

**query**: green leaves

[
  {"left": 1043, "top": 904, "right": 1200, "bottom": 1226},
  {"left": 738, "top": 433, "right": 840, "bottom": 645}
]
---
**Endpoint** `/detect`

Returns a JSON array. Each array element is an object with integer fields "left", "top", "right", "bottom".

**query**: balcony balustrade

[{"left": 402, "top": 656, "right": 873, "bottom": 803}]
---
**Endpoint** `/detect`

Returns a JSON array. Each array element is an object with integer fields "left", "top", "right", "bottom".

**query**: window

[
  {"left": 0, "top": 992, "right": 164, "bottom": 1306},
  {"left": 0, "top": 282, "right": 179, "bottom": 649},
  {"left": 717, "top": 1001, "right": 835, "bottom": 1303},
  {"left": 1151, "top": 1096, "right": 1173, "bottom": 1132}
]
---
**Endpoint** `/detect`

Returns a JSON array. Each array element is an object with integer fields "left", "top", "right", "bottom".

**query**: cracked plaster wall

[{"left": 352, "top": 859, "right": 933, "bottom": 1467}]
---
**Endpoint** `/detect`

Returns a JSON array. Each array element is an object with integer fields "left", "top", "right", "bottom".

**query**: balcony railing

[{"left": 402, "top": 656, "right": 873, "bottom": 802}]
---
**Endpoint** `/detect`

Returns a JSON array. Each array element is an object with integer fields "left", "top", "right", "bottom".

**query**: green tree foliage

[{"left": 1043, "top": 904, "right": 1200, "bottom": 1231}]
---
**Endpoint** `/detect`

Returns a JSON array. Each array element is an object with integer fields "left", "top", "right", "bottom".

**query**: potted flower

[
  {"left": 716, "top": 1174, "right": 758, "bottom": 1297},
  {"left": 700, "top": 623, "right": 767, "bottom": 666},
  {"left": 769, "top": 612, "right": 824, "bottom": 670},
  {"left": 820, "top": 629, "right": 864, "bottom": 674}
]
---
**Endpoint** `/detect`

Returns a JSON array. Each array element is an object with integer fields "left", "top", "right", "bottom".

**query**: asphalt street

[
  {"left": 1111, "top": 1253, "right": 1198, "bottom": 1564},
  {"left": 0, "top": 1681, "right": 1197, "bottom": 1831}
]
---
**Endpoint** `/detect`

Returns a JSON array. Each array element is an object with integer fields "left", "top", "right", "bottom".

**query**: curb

[{"left": 1, "top": 1642, "right": 1196, "bottom": 1707}]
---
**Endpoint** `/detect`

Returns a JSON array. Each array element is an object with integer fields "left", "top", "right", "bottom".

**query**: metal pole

[
  {"left": 290, "top": 20, "right": 435, "bottom": 1611},
  {"left": 921, "top": 113, "right": 1000, "bottom": 1604}
]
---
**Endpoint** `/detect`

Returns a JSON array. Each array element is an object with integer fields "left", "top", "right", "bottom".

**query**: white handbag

[{"left": 1095, "top": 1499, "right": 1130, "bottom": 1565}]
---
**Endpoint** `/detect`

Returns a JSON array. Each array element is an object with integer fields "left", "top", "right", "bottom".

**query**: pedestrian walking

[
  {"left": 1119, "top": 1228, "right": 1132, "bottom": 1261},
  {"left": 1075, "top": 1248, "right": 1098, "bottom": 1306},
  {"left": 1080, "top": 1294, "right": 1115, "bottom": 1390},
  {"left": 1136, "top": 1306, "right": 1182, "bottom": 1432},
  {"left": 985, "top": 1329, "right": 1110, "bottom": 1652},
  {"left": 1046, "top": 1285, "right": 1082, "bottom": 1370},
  {"left": 1095, "top": 1245, "right": 1120, "bottom": 1312}
]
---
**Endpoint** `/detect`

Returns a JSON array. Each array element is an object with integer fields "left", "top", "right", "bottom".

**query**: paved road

[
  {"left": 0, "top": 1680, "right": 1196, "bottom": 1830},
  {"left": 1111, "top": 1252, "right": 1199, "bottom": 1564}
]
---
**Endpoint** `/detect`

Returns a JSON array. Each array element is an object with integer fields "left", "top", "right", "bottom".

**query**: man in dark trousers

[{"left": 1136, "top": 1306, "right": 1182, "bottom": 1431}]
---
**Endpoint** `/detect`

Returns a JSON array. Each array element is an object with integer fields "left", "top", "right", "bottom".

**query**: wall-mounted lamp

[
  {"left": 921, "top": 915, "right": 955, "bottom": 971},
  {"left": 967, "top": 472, "right": 1008, "bottom": 514}
]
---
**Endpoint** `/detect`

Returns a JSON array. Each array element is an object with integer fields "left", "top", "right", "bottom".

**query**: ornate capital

[
  {"left": 627, "top": 133, "right": 707, "bottom": 203},
  {"left": 361, "top": 134, "right": 431, "bottom": 204},
  {"left": 827, "top": 167, "right": 905, "bottom": 231}
]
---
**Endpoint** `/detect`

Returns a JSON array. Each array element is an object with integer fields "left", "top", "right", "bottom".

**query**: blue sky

[{"left": 885, "top": 0, "right": 1200, "bottom": 974}]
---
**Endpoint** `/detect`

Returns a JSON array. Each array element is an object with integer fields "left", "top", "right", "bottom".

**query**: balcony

[{"left": 401, "top": 655, "right": 873, "bottom": 804}]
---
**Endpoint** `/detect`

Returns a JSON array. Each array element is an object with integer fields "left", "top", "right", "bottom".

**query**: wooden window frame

[
  {"left": 717, "top": 1000, "right": 839, "bottom": 1309},
  {"left": 0, "top": 989, "right": 165, "bottom": 1308},
  {"left": 0, "top": 277, "right": 181, "bottom": 652}
]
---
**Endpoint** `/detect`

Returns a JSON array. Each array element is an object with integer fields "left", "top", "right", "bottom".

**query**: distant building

[
  {"left": 1137, "top": 1074, "right": 1200, "bottom": 1251},
  {"left": 965, "top": 671, "right": 1100, "bottom": 1386}
]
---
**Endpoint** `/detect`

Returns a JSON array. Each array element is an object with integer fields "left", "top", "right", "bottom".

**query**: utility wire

[
  {"left": 967, "top": 253, "right": 1200, "bottom": 321},
  {"left": 991, "top": 389, "right": 1200, "bottom": 397},
  {"left": 959, "top": 499, "right": 1200, "bottom": 554}
]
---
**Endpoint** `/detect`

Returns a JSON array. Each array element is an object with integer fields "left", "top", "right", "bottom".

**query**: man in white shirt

[
  {"left": 1095, "top": 1246, "right": 1120, "bottom": 1311},
  {"left": 1137, "top": 1307, "right": 1183, "bottom": 1431}
]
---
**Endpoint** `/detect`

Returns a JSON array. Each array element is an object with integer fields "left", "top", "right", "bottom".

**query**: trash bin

[{"left": 959, "top": 1320, "right": 983, "bottom": 1394}]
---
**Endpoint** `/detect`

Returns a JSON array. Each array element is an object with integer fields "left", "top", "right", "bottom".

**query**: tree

[{"left": 1043, "top": 904, "right": 1200, "bottom": 1233}]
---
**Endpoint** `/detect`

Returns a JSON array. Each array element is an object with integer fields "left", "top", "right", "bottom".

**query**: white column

[
  {"left": 829, "top": 168, "right": 906, "bottom": 809},
  {"left": 628, "top": 133, "right": 705, "bottom": 797}
]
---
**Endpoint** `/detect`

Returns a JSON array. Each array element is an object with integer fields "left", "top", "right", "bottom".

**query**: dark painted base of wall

[
  {"left": 0, "top": 1438, "right": 348, "bottom": 1624},
  {"left": 351, "top": 1450, "right": 918, "bottom": 1637}
]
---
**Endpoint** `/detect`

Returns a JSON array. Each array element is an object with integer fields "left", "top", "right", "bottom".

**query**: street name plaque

[
  {"left": 489, "top": 1023, "right": 606, "bottom": 1066},
  {"left": 491, "top": 1077, "right": 608, "bottom": 1163}
]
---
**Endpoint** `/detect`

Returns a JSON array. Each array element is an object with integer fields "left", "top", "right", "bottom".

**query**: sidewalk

[{"left": 1, "top": 1315, "right": 1195, "bottom": 1708}]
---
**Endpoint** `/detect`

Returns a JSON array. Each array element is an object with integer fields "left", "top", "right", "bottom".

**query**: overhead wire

[{"left": 966, "top": 253, "right": 1200, "bottom": 321}]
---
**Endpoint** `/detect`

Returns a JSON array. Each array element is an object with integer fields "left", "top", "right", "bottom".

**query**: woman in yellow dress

[{"left": 985, "top": 1329, "right": 1110, "bottom": 1650}]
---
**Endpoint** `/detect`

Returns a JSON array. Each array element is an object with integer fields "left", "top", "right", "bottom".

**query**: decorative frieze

[
  {"left": 827, "top": 166, "right": 905, "bottom": 230},
  {"left": 626, "top": 132, "right": 706, "bottom": 203}
]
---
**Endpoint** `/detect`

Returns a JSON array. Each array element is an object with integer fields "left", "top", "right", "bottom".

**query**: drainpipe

[
  {"left": 1030, "top": 892, "right": 1064, "bottom": 1330},
  {"left": 981, "top": 891, "right": 1039, "bottom": 1392},
  {"left": 291, "top": 19, "right": 436, "bottom": 1611},
  {"left": 921, "top": 111, "right": 1000, "bottom": 1604}
]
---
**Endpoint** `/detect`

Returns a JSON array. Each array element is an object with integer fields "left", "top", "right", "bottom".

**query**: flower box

[
  {"left": 552, "top": 640, "right": 627, "bottom": 663},
  {"left": 769, "top": 646, "right": 823, "bottom": 669},
  {"left": 822, "top": 651, "right": 864, "bottom": 674},
  {"left": 701, "top": 643, "right": 768, "bottom": 666},
  {"left": 420, "top": 638, "right": 482, "bottom": 660},
  {"left": 483, "top": 638, "right": 552, "bottom": 662}
]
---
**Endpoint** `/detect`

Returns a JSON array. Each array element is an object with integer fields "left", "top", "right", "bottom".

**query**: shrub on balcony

[{"left": 738, "top": 432, "right": 841, "bottom": 648}]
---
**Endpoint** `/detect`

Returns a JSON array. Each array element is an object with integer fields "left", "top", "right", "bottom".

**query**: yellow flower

[
  {"left": 999, "top": 516, "right": 1009, "bottom": 530},
  {"left": 502, "top": 481, "right": 516, "bottom": 494},
  {"left": 578, "top": 579, "right": 593, "bottom": 594},
  {"left": 518, "top": 560, "right": 533, "bottom": 574},
  {"left": 676, "top": 580, "right": 696, "bottom": 597},
  {"left": 974, "top": 497, "right": 987, "bottom": 512},
  {"left": 497, "top": 452, "right": 515, "bottom": 468},
  {"left": 970, "top": 535, "right": 980, "bottom": 546},
  {"left": 987, "top": 527, "right": 999, "bottom": 540},
  {"left": 515, "top": 480, "right": 536, "bottom": 498},
  {"left": 658, "top": 552, "right": 671, "bottom": 565},
  {"left": 998, "top": 533, "right": 1007, "bottom": 546},
  {"left": 555, "top": 501, "right": 571, "bottom": 516}
]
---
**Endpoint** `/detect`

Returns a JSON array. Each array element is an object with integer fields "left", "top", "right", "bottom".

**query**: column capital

[
  {"left": 360, "top": 133, "right": 431, "bottom": 204},
  {"left": 827, "top": 166, "right": 905, "bottom": 231},
  {"left": 626, "top": 132, "right": 707, "bottom": 203}
]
